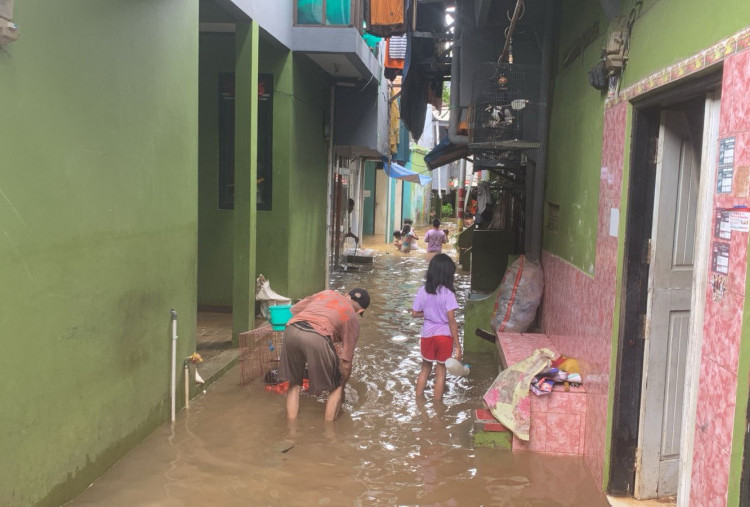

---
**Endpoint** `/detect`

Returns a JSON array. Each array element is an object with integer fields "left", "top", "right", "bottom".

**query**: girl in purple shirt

[{"left": 411, "top": 253, "right": 462, "bottom": 401}]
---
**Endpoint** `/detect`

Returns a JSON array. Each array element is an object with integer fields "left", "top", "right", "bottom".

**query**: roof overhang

[{"left": 293, "top": 27, "right": 382, "bottom": 81}]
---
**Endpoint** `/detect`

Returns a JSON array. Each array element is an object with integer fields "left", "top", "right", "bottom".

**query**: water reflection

[{"left": 70, "top": 251, "right": 607, "bottom": 506}]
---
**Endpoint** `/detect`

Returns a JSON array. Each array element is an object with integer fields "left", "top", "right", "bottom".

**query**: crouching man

[{"left": 279, "top": 288, "right": 370, "bottom": 421}]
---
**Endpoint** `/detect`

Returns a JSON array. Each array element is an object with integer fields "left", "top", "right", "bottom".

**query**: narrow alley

[
  {"left": 69, "top": 246, "right": 607, "bottom": 506},
  {"left": 7, "top": 2, "right": 750, "bottom": 505}
]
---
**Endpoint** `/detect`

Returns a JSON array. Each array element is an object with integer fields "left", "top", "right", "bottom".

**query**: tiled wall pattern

[
  {"left": 689, "top": 49, "right": 750, "bottom": 507},
  {"left": 540, "top": 101, "right": 627, "bottom": 487}
]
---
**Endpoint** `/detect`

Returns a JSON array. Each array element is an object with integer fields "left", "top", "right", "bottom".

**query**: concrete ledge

[{"left": 196, "top": 348, "right": 242, "bottom": 390}]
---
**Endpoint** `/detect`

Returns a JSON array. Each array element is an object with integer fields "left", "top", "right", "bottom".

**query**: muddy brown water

[{"left": 70, "top": 251, "right": 607, "bottom": 506}]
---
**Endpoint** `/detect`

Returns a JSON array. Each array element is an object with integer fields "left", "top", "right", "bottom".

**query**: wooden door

[{"left": 635, "top": 110, "right": 700, "bottom": 498}]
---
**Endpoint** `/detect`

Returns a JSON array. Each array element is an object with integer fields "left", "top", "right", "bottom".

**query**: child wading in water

[
  {"left": 411, "top": 253, "right": 462, "bottom": 401},
  {"left": 401, "top": 224, "right": 418, "bottom": 253}
]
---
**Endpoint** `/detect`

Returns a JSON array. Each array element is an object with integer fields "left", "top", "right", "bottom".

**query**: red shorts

[{"left": 420, "top": 335, "right": 454, "bottom": 363}]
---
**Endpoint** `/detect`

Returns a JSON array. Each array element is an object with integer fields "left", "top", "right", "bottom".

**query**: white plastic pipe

[
  {"left": 184, "top": 363, "right": 190, "bottom": 410},
  {"left": 170, "top": 309, "right": 178, "bottom": 422}
]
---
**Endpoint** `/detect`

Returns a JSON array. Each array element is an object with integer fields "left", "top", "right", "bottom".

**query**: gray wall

[
  {"left": 334, "top": 80, "right": 388, "bottom": 157},
  {"left": 230, "top": 0, "right": 294, "bottom": 48}
]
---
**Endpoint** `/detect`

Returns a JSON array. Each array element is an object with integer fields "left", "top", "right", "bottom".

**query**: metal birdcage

[
  {"left": 469, "top": 62, "right": 541, "bottom": 153},
  {"left": 238, "top": 325, "right": 283, "bottom": 386}
]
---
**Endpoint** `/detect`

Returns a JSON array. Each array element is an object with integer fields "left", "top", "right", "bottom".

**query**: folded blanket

[{"left": 483, "top": 347, "right": 555, "bottom": 441}]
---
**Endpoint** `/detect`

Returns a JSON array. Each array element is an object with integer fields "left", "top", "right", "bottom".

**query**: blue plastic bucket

[{"left": 268, "top": 304, "right": 292, "bottom": 331}]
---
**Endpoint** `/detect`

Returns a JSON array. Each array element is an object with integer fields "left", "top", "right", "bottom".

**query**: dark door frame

[{"left": 608, "top": 105, "right": 659, "bottom": 495}]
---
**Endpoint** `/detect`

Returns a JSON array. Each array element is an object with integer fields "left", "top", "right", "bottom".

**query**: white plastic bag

[
  {"left": 491, "top": 255, "right": 544, "bottom": 333},
  {"left": 255, "top": 274, "right": 291, "bottom": 319}
]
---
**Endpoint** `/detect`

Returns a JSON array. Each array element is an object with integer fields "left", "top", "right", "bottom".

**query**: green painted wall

[
  {"left": 363, "top": 162, "right": 376, "bottom": 235},
  {"left": 232, "top": 23, "right": 261, "bottom": 340},
  {"left": 256, "top": 51, "right": 331, "bottom": 301},
  {"left": 410, "top": 147, "right": 430, "bottom": 226},
  {"left": 546, "top": 0, "right": 750, "bottom": 271},
  {"left": 544, "top": 0, "right": 606, "bottom": 273},
  {"left": 198, "top": 37, "right": 331, "bottom": 309},
  {"left": 402, "top": 180, "right": 413, "bottom": 223},
  {"left": 621, "top": 0, "right": 750, "bottom": 89},
  {"left": 285, "top": 54, "right": 331, "bottom": 299},
  {"left": 198, "top": 33, "right": 235, "bottom": 307},
  {"left": 729, "top": 254, "right": 750, "bottom": 505},
  {"left": 0, "top": 2, "right": 198, "bottom": 506},
  {"left": 388, "top": 177, "right": 398, "bottom": 241}
]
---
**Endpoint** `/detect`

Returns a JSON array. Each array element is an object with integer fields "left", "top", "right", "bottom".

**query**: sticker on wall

[
  {"left": 711, "top": 241, "right": 730, "bottom": 275},
  {"left": 711, "top": 273, "right": 727, "bottom": 302},
  {"left": 730, "top": 211, "right": 750, "bottom": 232},
  {"left": 717, "top": 137, "right": 735, "bottom": 194},
  {"left": 714, "top": 209, "right": 731, "bottom": 240}
]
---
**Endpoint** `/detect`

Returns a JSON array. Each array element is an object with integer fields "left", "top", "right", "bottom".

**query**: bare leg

[
  {"left": 325, "top": 385, "right": 344, "bottom": 421},
  {"left": 416, "top": 360, "right": 432, "bottom": 398},
  {"left": 433, "top": 362, "right": 447, "bottom": 402},
  {"left": 286, "top": 384, "right": 302, "bottom": 420}
]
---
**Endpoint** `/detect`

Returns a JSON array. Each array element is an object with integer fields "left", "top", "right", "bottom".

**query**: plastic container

[
  {"left": 268, "top": 304, "right": 293, "bottom": 331},
  {"left": 445, "top": 358, "right": 470, "bottom": 376}
]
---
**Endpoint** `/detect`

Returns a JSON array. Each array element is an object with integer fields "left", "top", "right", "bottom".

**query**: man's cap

[{"left": 348, "top": 288, "right": 370, "bottom": 313}]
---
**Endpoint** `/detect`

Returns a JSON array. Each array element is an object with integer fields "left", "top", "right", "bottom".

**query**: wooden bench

[{"left": 493, "top": 332, "right": 588, "bottom": 455}]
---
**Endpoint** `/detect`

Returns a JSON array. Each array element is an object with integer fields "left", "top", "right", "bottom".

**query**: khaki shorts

[{"left": 279, "top": 322, "right": 341, "bottom": 395}]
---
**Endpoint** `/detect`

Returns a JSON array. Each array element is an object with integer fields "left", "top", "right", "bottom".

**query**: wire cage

[
  {"left": 469, "top": 62, "right": 542, "bottom": 152},
  {"left": 238, "top": 325, "right": 283, "bottom": 386}
]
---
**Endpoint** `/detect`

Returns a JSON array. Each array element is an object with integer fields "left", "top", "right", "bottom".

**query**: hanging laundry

[
  {"left": 367, "top": 0, "right": 408, "bottom": 37},
  {"left": 389, "top": 84, "right": 401, "bottom": 154},
  {"left": 389, "top": 34, "right": 407, "bottom": 59},
  {"left": 384, "top": 36, "right": 406, "bottom": 81}
]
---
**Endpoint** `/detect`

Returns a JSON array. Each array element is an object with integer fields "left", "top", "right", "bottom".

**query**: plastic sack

[
  {"left": 490, "top": 255, "right": 544, "bottom": 333},
  {"left": 255, "top": 274, "right": 291, "bottom": 319}
]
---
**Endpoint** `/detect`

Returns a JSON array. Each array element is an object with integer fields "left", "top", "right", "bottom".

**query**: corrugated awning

[{"left": 382, "top": 159, "right": 432, "bottom": 185}]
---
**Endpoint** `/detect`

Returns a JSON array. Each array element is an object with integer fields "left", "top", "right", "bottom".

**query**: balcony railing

[{"left": 295, "top": 0, "right": 363, "bottom": 29}]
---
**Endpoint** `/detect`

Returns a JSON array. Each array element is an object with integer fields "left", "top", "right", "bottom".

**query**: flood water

[{"left": 70, "top": 249, "right": 607, "bottom": 506}]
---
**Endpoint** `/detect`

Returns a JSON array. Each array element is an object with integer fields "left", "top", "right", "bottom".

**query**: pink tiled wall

[
  {"left": 496, "top": 332, "right": 589, "bottom": 456},
  {"left": 539, "top": 101, "right": 628, "bottom": 487},
  {"left": 512, "top": 387, "right": 588, "bottom": 455},
  {"left": 690, "top": 49, "right": 750, "bottom": 507}
]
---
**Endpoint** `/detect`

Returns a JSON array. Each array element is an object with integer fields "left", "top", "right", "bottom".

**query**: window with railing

[{"left": 296, "top": 0, "right": 361, "bottom": 28}]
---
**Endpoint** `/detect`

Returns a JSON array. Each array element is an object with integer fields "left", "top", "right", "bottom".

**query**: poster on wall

[
  {"left": 711, "top": 272, "right": 727, "bottom": 302},
  {"left": 711, "top": 241, "right": 730, "bottom": 275},
  {"left": 714, "top": 209, "right": 731, "bottom": 240},
  {"left": 717, "top": 137, "right": 735, "bottom": 194}
]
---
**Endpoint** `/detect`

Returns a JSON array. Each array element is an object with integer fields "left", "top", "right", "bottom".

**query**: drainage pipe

[
  {"left": 170, "top": 309, "right": 178, "bottom": 422},
  {"left": 448, "top": 5, "right": 468, "bottom": 146},
  {"left": 526, "top": 2, "right": 555, "bottom": 262}
]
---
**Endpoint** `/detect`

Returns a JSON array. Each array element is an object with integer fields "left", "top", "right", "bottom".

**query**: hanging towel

[
  {"left": 368, "top": 0, "right": 407, "bottom": 37},
  {"left": 388, "top": 34, "right": 408, "bottom": 59},
  {"left": 483, "top": 347, "right": 555, "bottom": 441},
  {"left": 384, "top": 39, "right": 405, "bottom": 70}
]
